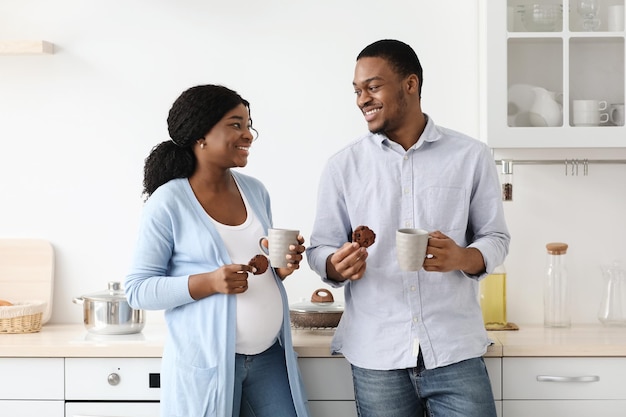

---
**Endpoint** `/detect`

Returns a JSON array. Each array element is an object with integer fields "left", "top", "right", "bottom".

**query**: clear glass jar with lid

[{"left": 544, "top": 242, "right": 570, "bottom": 328}]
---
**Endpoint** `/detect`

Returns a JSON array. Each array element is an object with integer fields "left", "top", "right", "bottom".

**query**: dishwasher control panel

[{"left": 65, "top": 358, "right": 161, "bottom": 401}]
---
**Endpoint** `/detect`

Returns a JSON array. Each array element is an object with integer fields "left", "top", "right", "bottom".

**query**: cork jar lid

[{"left": 546, "top": 242, "right": 568, "bottom": 254}]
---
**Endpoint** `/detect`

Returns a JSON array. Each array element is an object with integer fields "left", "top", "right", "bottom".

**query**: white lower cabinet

[
  {"left": 308, "top": 401, "right": 359, "bottom": 417},
  {"left": 503, "top": 400, "right": 626, "bottom": 417},
  {"left": 495, "top": 401, "right": 503, "bottom": 417},
  {"left": 0, "top": 358, "right": 64, "bottom": 400},
  {"left": 0, "top": 400, "right": 65, "bottom": 416},
  {"left": 299, "top": 357, "right": 357, "bottom": 417},
  {"left": 0, "top": 358, "right": 64, "bottom": 417},
  {"left": 14, "top": 350, "right": 626, "bottom": 417},
  {"left": 66, "top": 401, "right": 161, "bottom": 416},
  {"left": 502, "top": 357, "right": 626, "bottom": 416},
  {"left": 299, "top": 357, "right": 502, "bottom": 417},
  {"left": 485, "top": 357, "right": 503, "bottom": 417}
]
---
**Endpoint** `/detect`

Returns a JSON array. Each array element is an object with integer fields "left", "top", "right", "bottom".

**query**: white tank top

[{"left": 209, "top": 185, "right": 283, "bottom": 354}]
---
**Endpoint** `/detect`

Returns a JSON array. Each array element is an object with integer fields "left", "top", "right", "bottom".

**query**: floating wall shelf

[{"left": 0, "top": 40, "right": 54, "bottom": 55}]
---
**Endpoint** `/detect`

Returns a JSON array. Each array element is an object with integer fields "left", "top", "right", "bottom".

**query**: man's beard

[
  {"left": 368, "top": 89, "right": 407, "bottom": 136},
  {"left": 369, "top": 122, "right": 387, "bottom": 135}
]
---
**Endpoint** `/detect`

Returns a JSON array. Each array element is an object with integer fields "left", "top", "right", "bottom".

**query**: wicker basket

[{"left": 0, "top": 301, "right": 46, "bottom": 334}]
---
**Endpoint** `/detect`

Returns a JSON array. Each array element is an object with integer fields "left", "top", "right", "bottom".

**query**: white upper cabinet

[{"left": 481, "top": 0, "right": 625, "bottom": 148}]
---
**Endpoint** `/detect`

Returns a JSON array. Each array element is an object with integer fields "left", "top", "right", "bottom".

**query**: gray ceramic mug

[
  {"left": 396, "top": 228, "right": 429, "bottom": 271},
  {"left": 259, "top": 228, "right": 299, "bottom": 268}
]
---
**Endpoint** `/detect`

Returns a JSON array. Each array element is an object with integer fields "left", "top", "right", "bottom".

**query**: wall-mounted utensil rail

[{"left": 495, "top": 159, "right": 626, "bottom": 176}]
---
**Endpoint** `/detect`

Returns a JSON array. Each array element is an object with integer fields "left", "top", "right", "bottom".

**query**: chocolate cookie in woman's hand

[
  {"left": 248, "top": 254, "right": 269, "bottom": 275},
  {"left": 352, "top": 225, "right": 376, "bottom": 248}
]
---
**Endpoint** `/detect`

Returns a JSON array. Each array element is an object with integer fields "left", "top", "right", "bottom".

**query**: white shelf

[{"left": 0, "top": 40, "right": 54, "bottom": 55}]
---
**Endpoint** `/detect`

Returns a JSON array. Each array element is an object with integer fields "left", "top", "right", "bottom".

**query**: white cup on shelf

[
  {"left": 610, "top": 103, "right": 625, "bottom": 126},
  {"left": 608, "top": 5, "right": 625, "bottom": 31},
  {"left": 572, "top": 99, "right": 609, "bottom": 126}
]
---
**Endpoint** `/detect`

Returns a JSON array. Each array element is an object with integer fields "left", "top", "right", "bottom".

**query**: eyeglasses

[{"left": 250, "top": 126, "right": 259, "bottom": 142}]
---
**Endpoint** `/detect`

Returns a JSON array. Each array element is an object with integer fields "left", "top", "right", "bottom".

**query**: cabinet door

[
  {"left": 481, "top": 0, "right": 626, "bottom": 148},
  {"left": 308, "top": 401, "right": 357, "bottom": 417},
  {"left": 298, "top": 357, "right": 354, "bottom": 400},
  {"left": 66, "top": 401, "right": 161, "bottom": 416},
  {"left": 503, "top": 357, "right": 626, "bottom": 399},
  {"left": 504, "top": 399, "right": 626, "bottom": 416},
  {"left": 485, "top": 357, "right": 502, "bottom": 400},
  {"left": 0, "top": 358, "right": 64, "bottom": 400},
  {"left": 301, "top": 357, "right": 498, "bottom": 417},
  {"left": 0, "top": 400, "right": 64, "bottom": 416}
]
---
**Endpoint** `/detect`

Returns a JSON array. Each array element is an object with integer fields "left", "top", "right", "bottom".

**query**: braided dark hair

[{"left": 142, "top": 85, "right": 250, "bottom": 198}]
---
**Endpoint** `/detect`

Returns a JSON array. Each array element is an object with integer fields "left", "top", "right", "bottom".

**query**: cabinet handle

[{"left": 537, "top": 375, "right": 600, "bottom": 383}]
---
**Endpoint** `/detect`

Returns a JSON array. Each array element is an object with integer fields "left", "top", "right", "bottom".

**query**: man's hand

[
  {"left": 326, "top": 242, "right": 369, "bottom": 282},
  {"left": 422, "top": 230, "right": 485, "bottom": 275}
]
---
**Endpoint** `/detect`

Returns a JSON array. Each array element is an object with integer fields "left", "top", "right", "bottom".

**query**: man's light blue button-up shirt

[{"left": 306, "top": 116, "right": 510, "bottom": 370}]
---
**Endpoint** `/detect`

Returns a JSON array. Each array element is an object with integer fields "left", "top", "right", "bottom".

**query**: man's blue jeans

[
  {"left": 233, "top": 341, "right": 297, "bottom": 417},
  {"left": 351, "top": 353, "right": 497, "bottom": 417}
]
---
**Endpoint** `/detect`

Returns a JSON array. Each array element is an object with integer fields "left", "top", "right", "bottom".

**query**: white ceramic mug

[
  {"left": 573, "top": 111, "right": 609, "bottom": 126},
  {"left": 610, "top": 103, "right": 625, "bottom": 126},
  {"left": 573, "top": 100, "right": 609, "bottom": 126},
  {"left": 608, "top": 5, "right": 625, "bottom": 32},
  {"left": 259, "top": 228, "right": 299, "bottom": 268},
  {"left": 396, "top": 228, "right": 429, "bottom": 271}
]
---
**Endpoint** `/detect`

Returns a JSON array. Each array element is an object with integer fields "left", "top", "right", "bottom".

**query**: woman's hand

[
  {"left": 275, "top": 234, "right": 306, "bottom": 280},
  {"left": 189, "top": 264, "right": 254, "bottom": 299}
]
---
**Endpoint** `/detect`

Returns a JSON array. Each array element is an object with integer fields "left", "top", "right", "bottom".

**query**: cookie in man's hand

[{"left": 352, "top": 225, "right": 376, "bottom": 248}]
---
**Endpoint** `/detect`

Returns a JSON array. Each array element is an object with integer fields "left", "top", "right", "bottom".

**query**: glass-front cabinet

[{"left": 481, "top": 0, "right": 625, "bottom": 148}]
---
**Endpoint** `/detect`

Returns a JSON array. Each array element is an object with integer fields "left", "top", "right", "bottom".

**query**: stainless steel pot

[
  {"left": 289, "top": 288, "right": 344, "bottom": 328},
  {"left": 73, "top": 281, "right": 145, "bottom": 335}
]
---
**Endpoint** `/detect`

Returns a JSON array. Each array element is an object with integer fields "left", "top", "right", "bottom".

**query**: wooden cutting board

[{"left": 0, "top": 239, "right": 54, "bottom": 324}]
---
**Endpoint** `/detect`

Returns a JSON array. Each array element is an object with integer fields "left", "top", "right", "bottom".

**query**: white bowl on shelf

[
  {"left": 508, "top": 84, "right": 536, "bottom": 126},
  {"left": 522, "top": 4, "right": 562, "bottom": 32}
]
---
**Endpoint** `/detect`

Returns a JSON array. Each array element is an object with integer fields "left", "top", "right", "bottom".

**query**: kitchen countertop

[
  {"left": 0, "top": 324, "right": 166, "bottom": 358},
  {"left": 0, "top": 324, "right": 624, "bottom": 358},
  {"left": 491, "top": 324, "right": 626, "bottom": 356},
  {"left": 291, "top": 328, "right": 504, "bottom": 357}
]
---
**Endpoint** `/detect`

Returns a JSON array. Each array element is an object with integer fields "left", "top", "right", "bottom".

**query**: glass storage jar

[
  {"left": 544, "top": 242, "right": 570, "bottom": 328},
  {"left": 598, "top": 261, "right": 626, "bottom": 326}
]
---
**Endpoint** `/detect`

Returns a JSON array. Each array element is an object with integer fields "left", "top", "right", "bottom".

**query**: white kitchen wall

[{"left": 1, "top": 0, "right": 622, "bottom": 327}]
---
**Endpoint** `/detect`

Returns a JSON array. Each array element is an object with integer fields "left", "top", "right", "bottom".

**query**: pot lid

[
  {"left": 289, "top": 288, "right": 344, "bottom": 313},
  {"left": 81, "top": 281, "right": 127, "bottom": 302}
]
